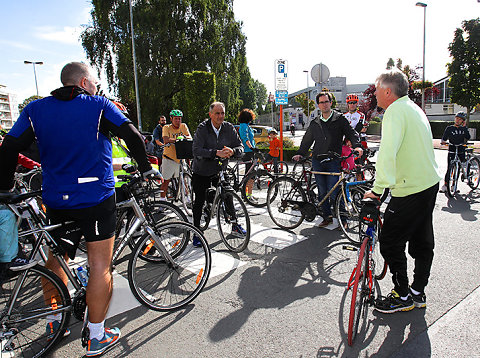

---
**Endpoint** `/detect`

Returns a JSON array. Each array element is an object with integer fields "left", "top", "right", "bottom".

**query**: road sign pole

[{"left": 279, "top": 104, "right": 283, "bottom": 161}]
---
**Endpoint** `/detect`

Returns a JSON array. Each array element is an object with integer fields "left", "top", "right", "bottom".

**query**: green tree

[
  {"left": 447, "top": 18, "right": 480, "bottom": 125},
  {"left": 294, "top": 93, "right": 315, "bottom": 118},
  {"left": 19, "top": 95, "right": 42, "bottom": 113},
  {"left": 175, "top": 71, "right": 215, "bottom": 133},
  {"left": 253, "top": 80, "right": 267, "bottom": 114},
  {"left": 386, "top": 58, "right": 395, "bottom": 70},
  {"left": 81, "top": 0, "right": 264, "bottom": 130}
]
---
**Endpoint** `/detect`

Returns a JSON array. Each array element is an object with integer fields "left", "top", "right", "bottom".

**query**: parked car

[{"left": 234, "top": 125, "right": 275, "bottom": 145}]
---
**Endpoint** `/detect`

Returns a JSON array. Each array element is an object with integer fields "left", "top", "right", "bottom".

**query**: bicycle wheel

[
  {"left": 0, "top": 265, "right": 71, "bottom": 358},
  {"left": 127, "top": 221, "right": 211, "bottom": 311},
  {"left": 278, "top": 161, "right": 289, "bottom": 175},
  {"left": 241, "top": 171, "right": 273, "bottom": 207},
  {"left": 180, "top": 172, "right": 193, "bottom": 216},
  {"left": 336, "top": 185, "right": 366, "bottom": 244},
  {"left": 446, "top": 161, "right": 460, "bottom": 198},
  {"left": 362, "top": 164, "right": 376, "bottom": 181},
  {"left": 348, "top": 238, "right": 369, "bottom": 346},
  {"left": 267, "top": 176, "right": 307, "bottom": 229},
  {"left": 216, "top": 191, "right": 251, "bottom": 252},
  {"left": 467, "top": 157, "right": 480, "bottom": 189}
]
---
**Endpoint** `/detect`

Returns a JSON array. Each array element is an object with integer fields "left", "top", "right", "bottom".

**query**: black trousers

[
  {"left": 192, "top": 173, "right": 237, "bottom": 229},
  {"left": 192, "top": 173, "right": 218, "bottom": 228},
  {"left": 379, "top": 183, "right": 439, "bottom": 296}
]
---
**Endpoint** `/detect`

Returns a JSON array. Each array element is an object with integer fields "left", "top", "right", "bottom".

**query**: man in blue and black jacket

[
  {"left": 0, "top": 62, "right": 160, "bottom": 356},
  {"left": 439, "top": 111, "right": 471, "bottom": 193}
]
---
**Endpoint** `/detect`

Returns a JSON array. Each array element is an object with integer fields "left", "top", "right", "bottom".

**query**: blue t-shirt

[
  {"left": 9, "top": 95, "right": 128, "bottom": 209},
  {"left": 239, "top": 123, "right": 255, "bottom": 153}
]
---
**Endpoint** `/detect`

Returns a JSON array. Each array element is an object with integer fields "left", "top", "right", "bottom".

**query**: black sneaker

[
  {"left": 374, "top": 290, "right": 415, "bottom": 314},
  {"left": 9, "top": 256, "right": 37, "bottom": 272},
  {"left": 409, "top": 287, "right": 426, "bottom": 308}
]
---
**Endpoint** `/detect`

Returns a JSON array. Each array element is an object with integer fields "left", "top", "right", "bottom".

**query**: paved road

[{"left": 50, "top": 147, "right": 480, "bottom": 358}]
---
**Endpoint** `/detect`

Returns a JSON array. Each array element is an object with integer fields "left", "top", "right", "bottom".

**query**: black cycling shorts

[{"left": 46, "top": 194, "right": 116, "bottom": 259}]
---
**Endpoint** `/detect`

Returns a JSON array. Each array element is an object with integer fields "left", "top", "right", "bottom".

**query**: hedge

[{"left": 367, "top": 121, "right": 480, "bottom": 139}]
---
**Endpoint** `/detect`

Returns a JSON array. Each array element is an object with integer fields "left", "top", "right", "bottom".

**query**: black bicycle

[{"left": 199, "top": 159, "right": 251, "bottom": 252}]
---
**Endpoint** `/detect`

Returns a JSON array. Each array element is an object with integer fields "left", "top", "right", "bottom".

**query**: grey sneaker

[{"left": 410, "top": 287, "right": 426, "bottom": 308}]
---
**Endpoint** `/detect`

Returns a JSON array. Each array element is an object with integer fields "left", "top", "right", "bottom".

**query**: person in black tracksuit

[
  {"left": 293, "top": 92, "right": 363, "bottom": 227},
  {"left": 439, "top": 111, "right": 470, "bottom": 193},
  {"left": 191, "top": 102, "right": 244, "bottom": 245}
]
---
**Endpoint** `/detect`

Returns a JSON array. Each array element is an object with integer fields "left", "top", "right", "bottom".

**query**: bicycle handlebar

[{"left": 0, "top": 190, "right": 42, "bottom": 205}]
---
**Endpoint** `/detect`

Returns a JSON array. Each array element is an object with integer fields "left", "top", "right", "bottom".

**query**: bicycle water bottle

[{"left": 76, "top": 266, "right": 89, "bottom": 287}]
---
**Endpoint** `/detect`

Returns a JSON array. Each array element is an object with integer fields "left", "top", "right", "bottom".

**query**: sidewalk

[{"left": 367, "top": 135, "right": 480, "bottom": 153}]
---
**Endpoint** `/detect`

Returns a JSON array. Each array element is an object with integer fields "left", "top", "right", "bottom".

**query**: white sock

[
  {"left": 46, "top": 313, "right": 62, "bottom": 323},
  {"left": 88, "top": 321, "right": 105, "bottom": 341},
  {"left": 410, "top": 287, "right": 421, "bottom": 295},
  {"left": 401, "top": 295, "right": 410, "bottom": 301}
]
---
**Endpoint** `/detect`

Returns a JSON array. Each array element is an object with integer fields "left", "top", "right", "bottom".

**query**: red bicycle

[{"left": 346, "top": 198, "right": 388, "bottom": 346}]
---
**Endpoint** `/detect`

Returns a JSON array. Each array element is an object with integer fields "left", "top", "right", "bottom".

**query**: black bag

[
  {"left": 360, "top": 199, "right": 380, "bottom": 226},
  {"left": 175, "top": 139, "right": 193, "bottom": 159}
]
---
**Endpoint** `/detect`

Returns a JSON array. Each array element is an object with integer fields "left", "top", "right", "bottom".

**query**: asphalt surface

[{"left": 49, "top": 130, "right": 480, "bottom": 358}]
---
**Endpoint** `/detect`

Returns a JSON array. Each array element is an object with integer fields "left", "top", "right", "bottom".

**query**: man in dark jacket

[
  {"left": 293, "top": 92, "right": 363, "bottom": 227},
  {"left": 439, "top": 111, "right": 471, "bottom": 193},
  {"left": 191, "top": 102, "right": 244, "bottom": 245},
  {"left": 0, "top": 62, "right": 160, "bottom": 356}
]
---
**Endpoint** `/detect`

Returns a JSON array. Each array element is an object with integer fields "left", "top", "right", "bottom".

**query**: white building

[{"left": 0, "top": 85, "right": 19, "bottom": 130}]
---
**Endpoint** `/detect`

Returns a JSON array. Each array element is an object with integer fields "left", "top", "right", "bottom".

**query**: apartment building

[{"left": 0, "top": 85, "right": 19, "bottom": 130}]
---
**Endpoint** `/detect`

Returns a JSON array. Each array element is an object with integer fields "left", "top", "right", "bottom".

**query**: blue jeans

[{"left": 311, "top": 158, "right": 341, "bottom": 218}]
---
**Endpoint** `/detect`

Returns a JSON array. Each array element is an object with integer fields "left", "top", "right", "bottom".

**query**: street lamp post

[
  {"left": 303, "top": 70, "right": 310, "bottom": 123},
  {"left": 416, "top": 2, "right": 427, "bottom": 112},
  {"left": 24, "top": 60, "right": 43, "bottom": 97},
  {"left": 129, "top": 0, "right": 142, "bottom": 131}
]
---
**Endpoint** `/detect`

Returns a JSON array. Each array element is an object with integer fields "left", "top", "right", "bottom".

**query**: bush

[
  {"left": 257, "top": 137, "right": 294, "bottom": 150},
  {"left": 257, "top": 146, "right": 302, "bottom": 162},
  {"left": 430, "top": 120, "right": 480, "bottom": 139}
]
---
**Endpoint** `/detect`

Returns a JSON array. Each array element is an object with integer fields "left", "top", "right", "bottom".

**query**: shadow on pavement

[
  {"left": 441, "top": 191, "right": 480, "bottom": 221},
  {"left": 208, "top": 227, "right": 348, "bottom": 342}
]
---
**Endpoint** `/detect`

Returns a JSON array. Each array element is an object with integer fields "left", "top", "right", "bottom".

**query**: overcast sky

[{"left": 1, "top": 0, "right": 479, "bottom": 103}]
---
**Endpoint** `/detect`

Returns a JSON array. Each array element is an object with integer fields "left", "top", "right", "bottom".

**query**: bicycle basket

[{"left": 175, "top": 139, "right": 193, "bottom": 159}]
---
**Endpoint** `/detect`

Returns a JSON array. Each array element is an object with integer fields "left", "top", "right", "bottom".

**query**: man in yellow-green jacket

[{"left": 365, "top": 70, "right": 441, "bottom": 314}]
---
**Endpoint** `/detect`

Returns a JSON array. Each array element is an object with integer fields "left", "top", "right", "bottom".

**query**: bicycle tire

[
  {"left": 336, "top": 185, "right": 366, "bottom": 244},
  {"left": 278, "top": 161, "right": 289, "bottom": 175},
  {"left": 216, "top": 191, "right": 251, "bottom": 252},
  {"left": 362, "top": 164, "right": 376, "bottom": 182},
  {"left": 241, "top": 171, "right": 273, "bottom": 207},
  {"left": 128, "top": 201, "right": 189, "bottom": 263},
  {"left": 0, "top": 265, "right": 71, "bottom": 358},
  {"left": 348, "top": 238, "right": 369, "bottom": 346},
  {"left": 127, "top": 221, "right": 211, "bottom": 311},
  {"left": 467, "top": 157, "right": 480, "bottom": 189},
  {"left": 267, "top": 176, "right": 307, "bottom": 229},
  {"left": 198, "top": 198, "right": 211, "bottom": 232},
  {"left": 446, "top": 161, "right": 460, "bottom": 198},
  {"left": 180, "top": 172, "right": 193, "bottom": 216}
]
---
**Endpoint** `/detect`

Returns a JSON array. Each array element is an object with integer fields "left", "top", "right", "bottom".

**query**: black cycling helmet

[
  {"left": 455, "top": 111, "right": 466, "bottom": 121},
  {"left": 170, "top": 109, "right": 183, "bottom": 117}
]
